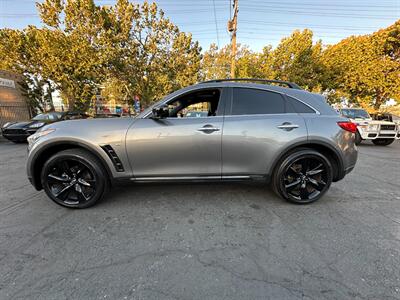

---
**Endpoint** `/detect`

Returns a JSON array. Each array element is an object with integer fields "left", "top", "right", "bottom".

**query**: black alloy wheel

[
  {"left": 41, "top": 149, "right": 108, "bottom": 208},
  {"left": 273, "top": 149, "right": 333, "bottom": 204}
]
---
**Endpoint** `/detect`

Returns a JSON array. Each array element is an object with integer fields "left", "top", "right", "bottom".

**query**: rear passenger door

[{"left": 222, "top": 87, "right": 309, "bottom": 177}]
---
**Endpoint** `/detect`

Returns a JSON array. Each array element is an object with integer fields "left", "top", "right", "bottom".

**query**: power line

[
  {"left": 174, "top": 20, "right": 381, "bottom": 31},
  {"left": 238, "top": 0, "right": 398, "bottom": 9},
  {"left": 158, "top": 2, "right": 397, "bottom": 12},
  {"left": 212, "top": 0, "right": 220, "bottom": 48},
  {"left": 239, "top": 8, "right": 397, "bottom": 20}
]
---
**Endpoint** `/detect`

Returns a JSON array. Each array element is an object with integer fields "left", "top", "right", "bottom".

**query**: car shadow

[{"left": 98, "top": 181, "right": 285, "bottom": 209}]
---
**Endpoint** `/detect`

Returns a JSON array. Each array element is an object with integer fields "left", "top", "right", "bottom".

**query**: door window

[
  {"left": 165, "top": 89, "right": 221, "bottom": 118},
  {"left": 231, "top": 88, "right": 285, "bottom": 115}
]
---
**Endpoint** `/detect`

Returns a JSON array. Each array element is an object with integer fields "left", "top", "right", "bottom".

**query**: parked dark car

[{"left": 1, "top": 111, "right": 88, "bottom": 143}]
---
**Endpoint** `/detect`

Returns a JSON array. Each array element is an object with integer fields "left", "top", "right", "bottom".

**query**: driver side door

[{"left": 125, "top": 87, "right": 227, "bottom": 179}]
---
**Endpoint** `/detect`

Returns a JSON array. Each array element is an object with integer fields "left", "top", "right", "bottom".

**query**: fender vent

[{"left": 101, "top": 145, "right": 125, "bottom": 172}]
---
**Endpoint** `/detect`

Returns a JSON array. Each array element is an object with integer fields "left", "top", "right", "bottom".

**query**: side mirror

[{"left": 152, "top": 105, "right": 169, "bottom": 119}]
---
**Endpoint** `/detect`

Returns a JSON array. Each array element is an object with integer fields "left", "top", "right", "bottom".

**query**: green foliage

[
  {"left": 202, "top": 30, "right": 325, "bottom": 91},
  {"left": 271, "top": 29, "right": 325, "bottom": 92},
  {"left": 201, "top": 43, "right": 231, "bottom": 80},
  {"left": 202, "top": 25, "right": 399, "bottom": 109},
  {"left": 0, "top": 0, "right": 202, "bottom": 110},
  {"left": 0, "top": 1, "right": 398, "bottom": 111},
  {"left": 322, "top": 21, "right": 400, "bottom": 109},
  {"left": 19, "top": 75, "right": 55, "bottom": 114}
]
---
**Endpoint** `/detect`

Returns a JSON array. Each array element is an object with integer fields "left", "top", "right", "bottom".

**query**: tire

[
  {"left": 355, "top": 131, "right": 362, "bottom": 145},
  {"left": 41, "top": 149, "right": 108, "bottom": 208},
  {"left": 372, "top": 139, "right": 395, "bottom": 146},
  {"left": 272, "top": 149, "right": 333, "bottom": 204}
]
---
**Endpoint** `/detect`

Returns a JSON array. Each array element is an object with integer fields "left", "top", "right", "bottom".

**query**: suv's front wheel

[
  {"left": 273, "top": 149, "right": 333, "bottom": 204},
  {"left": 41, "top": 149, "right": 108, "bottom": 208}
]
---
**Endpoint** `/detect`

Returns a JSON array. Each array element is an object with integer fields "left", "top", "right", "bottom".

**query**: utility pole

[{"left": 228, "top": 0, "right": 238, "bottom": 78}]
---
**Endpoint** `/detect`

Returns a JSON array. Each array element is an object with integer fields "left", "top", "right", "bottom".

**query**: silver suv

[{"left": 26, "top": 79, "right": 358, "bottom": 208}]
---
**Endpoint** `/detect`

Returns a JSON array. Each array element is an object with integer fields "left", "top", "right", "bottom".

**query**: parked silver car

[{"left": 26, "top": 79, "right": 358, "bottom": 208}]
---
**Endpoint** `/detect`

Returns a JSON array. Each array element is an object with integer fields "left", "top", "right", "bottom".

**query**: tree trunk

[
  {"left": 68, "top": 97, "right": 74, "bottom": 111},
  {"left": 47, "top": 81, "right": 55, "bottom": 111},
  {"left": 374, "top": 92, "right": 384, "bottom": 110}
]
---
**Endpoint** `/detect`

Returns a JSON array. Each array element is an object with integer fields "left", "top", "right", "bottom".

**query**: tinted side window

[
  {"left": 231, "top": 88, "right": 285, "bottom": 115},
  {"left": 287, "top": 96, "right": 316, "bottom": 113}
]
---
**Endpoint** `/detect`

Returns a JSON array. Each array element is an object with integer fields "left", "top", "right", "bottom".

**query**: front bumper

[
  {"left": 1, "top": 128, "right": 37, "bottom": 142},
  {"left": 360, "top": 132, "right": 399, "bottom": 140},
  {"left": 357, "top": 126, "right": 399, "bottom": 140}
]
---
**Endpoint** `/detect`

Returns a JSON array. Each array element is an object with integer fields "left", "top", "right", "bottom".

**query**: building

[{"left": 0, "top": 70, "right": 31, "bottom": 127}]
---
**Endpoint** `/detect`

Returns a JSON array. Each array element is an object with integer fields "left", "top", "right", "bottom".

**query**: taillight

[{"left": 337, "top": 121, "right": 357, "bottom": 133}]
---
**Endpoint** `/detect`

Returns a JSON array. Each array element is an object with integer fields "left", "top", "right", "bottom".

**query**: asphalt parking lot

[{"left": 0, "top": 139, "right": 400, "bottom": 300}]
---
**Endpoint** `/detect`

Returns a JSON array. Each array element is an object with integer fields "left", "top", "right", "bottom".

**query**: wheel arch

[
  {"left": 29, "top": 141, "right": 114, "bottom": 190},
  {"left": 269, "top": 140, "right": 345, "bottom": 182}
]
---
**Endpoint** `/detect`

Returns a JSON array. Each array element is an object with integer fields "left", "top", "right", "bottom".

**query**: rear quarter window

[{"left": 286, "top": 96, "right": 316, "bottom": 113}]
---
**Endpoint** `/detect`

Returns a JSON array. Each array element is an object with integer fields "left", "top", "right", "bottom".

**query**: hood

[
  {"left": 5, "top": 121, "right": 36, "bottom": 129},
  {"left": 40, "top": 117, "right": 136, "bottom": 146},
  {"left": 350, "top": 118, "right": 396, "bottom": 126},
  {"left": 44, "top": 117, "right": 135, "bottom": 132},
  {"left": 368, "top": 120, "right": 396, "bottom": 125}
]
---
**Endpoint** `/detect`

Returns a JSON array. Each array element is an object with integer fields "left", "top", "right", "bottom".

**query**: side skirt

[{"left": 114, "top": 175, "right": 268, "bottom": 184}]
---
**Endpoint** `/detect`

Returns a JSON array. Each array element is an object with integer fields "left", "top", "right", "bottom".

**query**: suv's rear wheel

[
  {"left": 41, "top": 149, "right": 108, "bottom": 208},
  {"left": 372, "top": 138, "right": 394, "bottom": 146},
  {"left": 273, "top": 149, "right": 333, "bottom": 204}
]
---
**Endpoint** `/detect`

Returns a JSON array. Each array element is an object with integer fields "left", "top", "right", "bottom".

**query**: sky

[{"left": 0, "top": 0, "right": 399, "bottom": 52}]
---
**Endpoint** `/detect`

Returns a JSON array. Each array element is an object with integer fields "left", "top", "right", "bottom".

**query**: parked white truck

[{"left": 339, "top": 108, "right": 400, "bottom": 146}]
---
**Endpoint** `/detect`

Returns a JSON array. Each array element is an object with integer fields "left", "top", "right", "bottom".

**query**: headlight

[
  {"left": 27, "top": 128, "right": 56, "bottom": 146},
  {"left": 2, "top": 122, "right": 11, "bottom": 129},
  {"left": 368, "top": 124, "right": 379, "bottom": 131},
  {"left": 28, "top": 122, "right": 45, "bottom": 129}
]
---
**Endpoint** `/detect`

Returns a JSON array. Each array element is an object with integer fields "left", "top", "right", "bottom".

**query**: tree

[
  {"left": 201, "top": 43, "right": 264, "bottom": 80},
  {"left": 201, "top": 31, "right": 324, "bottom": 91},
  {"left": 0, "top": 29, "right": 56, "bottom": 113},
  {"left": 34, "top": 0, "right": 112, "bottom": 110},
  {"left": 322, "top": 21, "right": 400, "bottom": 109},
  {"left": 20, "top": 75, "right": 55, "bottom": 114},
  {"left": 201, "top": 44, "right": 230, "bottom": 80},
  {"left": 125, "top": 1, "right": 202, "bottom": 106},
  {"left": 0, "top": 0, "right": 202, "bottom": 110},
  {"left": 271, "top": 29, "right": 325, "bottom": 91}
]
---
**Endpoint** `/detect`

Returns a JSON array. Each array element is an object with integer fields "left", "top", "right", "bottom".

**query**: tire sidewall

[
  {"left": 41, "top": 150, "right": 106, "bottom": 208},
  {"left": 274, "top": 150, "right": 333, "bottom": 204},
  {"left": 355, "top": 131, "right": 362, "bottom": 145}
]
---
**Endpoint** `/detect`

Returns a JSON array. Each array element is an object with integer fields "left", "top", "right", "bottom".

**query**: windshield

[
  {"left": 32, "top": 112, "right": 62, "bottom": 121},
  {"left": 341, "top": 109, "right": 370, "bottom": 119}
]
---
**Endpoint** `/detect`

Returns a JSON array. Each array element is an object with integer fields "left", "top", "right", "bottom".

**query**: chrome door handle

[
  {"left": 277, "top": 123, "right": 299, "bottom": 131},
  {"left": 197, "top": 125, "right": 220, "bottom": 133}
]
